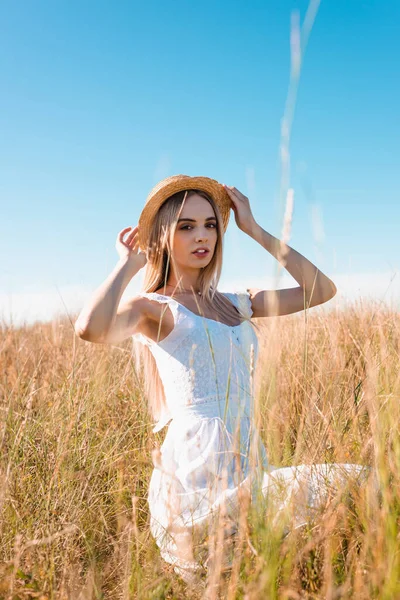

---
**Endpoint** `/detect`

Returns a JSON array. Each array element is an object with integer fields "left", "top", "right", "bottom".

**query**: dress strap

[
  {"left": 131, "top": 292, "right": 182, "bottom": 347},
  {"left": 135, "top": 291, "right": 179, "bottom": 307},
  {"left": 135, "top": 292, "right": 181, "bottom": 319},
  {"left": 224, "top": 290, "right": 253, "bottom": 319}
]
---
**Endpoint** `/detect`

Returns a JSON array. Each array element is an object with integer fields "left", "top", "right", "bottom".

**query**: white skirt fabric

[{"left": 147, "top": 413, "right": 370, "bottom": 580}]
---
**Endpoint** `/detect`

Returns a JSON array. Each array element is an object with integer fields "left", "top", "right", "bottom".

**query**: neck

[
  {"left": 165, "top": 273, "right": 201, "bottom": 292},
  {"left": 162, "top": 279, "right": 202, "bottom": 296}
]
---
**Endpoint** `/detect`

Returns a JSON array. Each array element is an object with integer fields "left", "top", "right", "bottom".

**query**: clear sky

[{"left": 1, "top": 0, "right": 399, "bottom": 326}]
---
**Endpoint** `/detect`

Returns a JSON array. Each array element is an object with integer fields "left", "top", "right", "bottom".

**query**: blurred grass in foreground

[{"left": 0, "top": 298, "right": 399, "bottom": 599}]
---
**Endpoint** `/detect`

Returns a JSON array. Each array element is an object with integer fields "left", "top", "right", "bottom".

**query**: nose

[{"left": 195, "top": 228, "right": 208, "bottom": 242}]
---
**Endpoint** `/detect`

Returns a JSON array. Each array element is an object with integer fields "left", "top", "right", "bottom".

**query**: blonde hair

[{"left": 132, "top": 189, "right": 259, "bottom": 425}]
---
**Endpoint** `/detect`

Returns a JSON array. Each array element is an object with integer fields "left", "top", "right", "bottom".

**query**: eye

[{"left": 180, "top": 223, "right": 216, "bottom": 230}]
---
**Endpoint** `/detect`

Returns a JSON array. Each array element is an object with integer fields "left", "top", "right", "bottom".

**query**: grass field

[{"left": 1, "top": 298, "right": 399, "bottom": 599}]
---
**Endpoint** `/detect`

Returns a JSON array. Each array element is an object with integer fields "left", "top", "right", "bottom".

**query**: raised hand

[
  {"left": 116, "top": 225, "right": 147, "bottom": 269},
  {"left": 222, "top": 184, "right": 257, "bottom": 235}
]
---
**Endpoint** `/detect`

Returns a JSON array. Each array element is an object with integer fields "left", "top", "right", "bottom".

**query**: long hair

[{"left": 132, "top": 188, "right": 259, "bottom": 425}]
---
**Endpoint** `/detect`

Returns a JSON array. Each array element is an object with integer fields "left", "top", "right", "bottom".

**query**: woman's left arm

[{"left": 223, "top": 184, "right": 337, "bottom": 317}]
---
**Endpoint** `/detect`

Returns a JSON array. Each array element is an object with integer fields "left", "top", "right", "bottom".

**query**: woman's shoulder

[
  {"left": 133, "top": 289, "right": 253, "bottom": 334},
  {"left": 135, "top": 290, "right": 171, "bottom": 301},
  {"left": 134, "top": 290, "right": 181, "bottom": 310},
  {"left": 137, "top": 289, "right": 253, "bottom": 317},
  {"left": 131, "top": 291, "right": 185, "bottom": 348}
]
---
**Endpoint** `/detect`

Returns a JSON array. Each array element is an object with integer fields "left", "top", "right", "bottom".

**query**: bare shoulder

[
  {"left": 76, "top": 293, "right": 172, "bottom": 345},
  {"left": 96, "top": 295, "right": 151, "bottom": 344},
  {"left": 130, "top": 293, "right": 175, "bottom": 343},
  {"left": 125, "top": 294, "right": 165, "bottom": 331}
]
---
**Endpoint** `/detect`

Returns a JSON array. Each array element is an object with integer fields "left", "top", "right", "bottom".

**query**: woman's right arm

[{"left": 74, "top": 226, "right": 148, "bottom": 344}]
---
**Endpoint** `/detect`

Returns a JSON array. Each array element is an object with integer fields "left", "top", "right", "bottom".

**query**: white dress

[{"left": 132, "top": 291, "right": 368, "bottom": 580}]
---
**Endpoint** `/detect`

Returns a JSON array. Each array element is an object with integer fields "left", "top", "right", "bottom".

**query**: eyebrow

[{"left": 177, "top": 217, "right": 217, "bottom": 223}]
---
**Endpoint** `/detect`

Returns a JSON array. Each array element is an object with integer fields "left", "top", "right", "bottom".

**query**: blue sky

[{"left": 1, "top": 0, "right": 399, "bottom": 325}]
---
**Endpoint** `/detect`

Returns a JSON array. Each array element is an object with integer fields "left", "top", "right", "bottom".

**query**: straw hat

[{"left": 138, "top": 174, "right": 232, "bottom": 251}]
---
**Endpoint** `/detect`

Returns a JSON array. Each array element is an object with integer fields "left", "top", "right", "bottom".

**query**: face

[{"left": 171, "top": 194, "right": 218, "bottom": 269}]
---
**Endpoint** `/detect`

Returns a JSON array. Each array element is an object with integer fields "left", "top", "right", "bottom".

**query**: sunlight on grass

[{"left": 1, "top": 298, "right": 399, "bottom": 598}]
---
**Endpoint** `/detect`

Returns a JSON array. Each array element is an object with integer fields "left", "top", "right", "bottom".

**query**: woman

[{"left": 74, "top": 174, "right": 368, "bottom": 584}]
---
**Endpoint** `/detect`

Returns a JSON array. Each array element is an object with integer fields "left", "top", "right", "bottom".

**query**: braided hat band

[{"left": 138, "top": 174, "right": 231, "bottom": 251}]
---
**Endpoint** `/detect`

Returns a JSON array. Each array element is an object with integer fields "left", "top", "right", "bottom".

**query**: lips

[
  {"left": 192, "top": 247, "right": 210, "bottom": 253},
  {"left": 192, "top": 249, "right": 210, "bottom": 257}
]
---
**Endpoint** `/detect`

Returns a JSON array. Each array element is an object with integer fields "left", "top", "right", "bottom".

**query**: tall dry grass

[{"left": 1, "top": 299, "right": 399, "bottom": 599}]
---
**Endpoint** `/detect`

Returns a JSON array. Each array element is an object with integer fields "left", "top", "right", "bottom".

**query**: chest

[
  {"left": 142, "top": 299, "right": 242, "bottom": 345},
  {"left": 159, "top": 315, "right": 258, "bottom": 366},
  {"left": 178, "top": 298, "right": 242, "bottom": 327}
]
